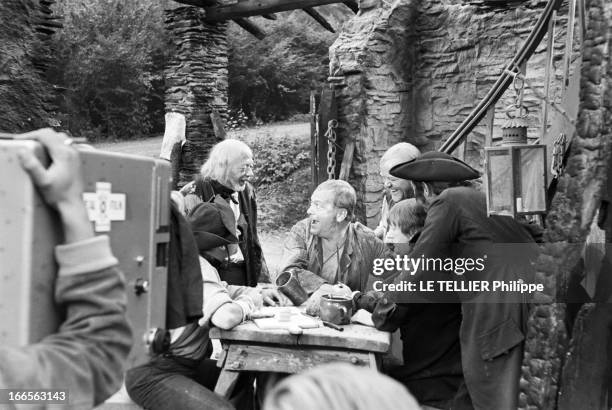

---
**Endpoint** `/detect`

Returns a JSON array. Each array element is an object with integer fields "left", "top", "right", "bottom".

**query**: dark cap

[{"left": 188, "top": 201, "right": 238, "bottom": 252}]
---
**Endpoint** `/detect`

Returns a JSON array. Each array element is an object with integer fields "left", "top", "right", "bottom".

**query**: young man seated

[{"left": 126, "top": 200, "right": 279, "bottom": 410}]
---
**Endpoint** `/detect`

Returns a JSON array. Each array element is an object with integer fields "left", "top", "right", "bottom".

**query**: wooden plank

[
  {"left": 160, "top": 112, "right": 185, "bottom": 160},
  {"left": 169, "top": 142, "right": 182, "bottom": 190},
  {"left": 484, "top": 106, "right": 495, "bottom": 147},
  {"left": 310, "top": 90, "right": 318, "bottom": 191},
  {"left": 562, "top": 0, "right": 577, "bottom": 89},
  {"left": 210, "top": 110, "right": 227, "bottom": 139},
  {"left": 216, "top": 344, "right": 229, "bottom": 368},
  {"left": 214, "top": 369, "right": 241, "bottom": 398},
  {"left": 338, "top": 138, "right": 354, "bottom": 180},
  {"left": 303, "top": 7, "right": 335, "bottom": 33},
  {"left": 223, "top": 343, "right": 374, "bottom": 373},
  {"left": 174, "top": 0, "right": 216, "bottom": 7},
  {"left": 204, "top": 0, "right": 347, "bottom": 21},
  {"left": 540, "top": 10, "right": 556, "bottom": 141},
  {"left": 233, "top": 17, "right": 266, "bottom": 40},
  {"left": 210, "top": 321, "right": 391, "bottom": 353}
]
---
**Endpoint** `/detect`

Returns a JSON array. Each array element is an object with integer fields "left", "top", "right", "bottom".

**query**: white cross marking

[{"left": 82, "top": 182, "right": 126, "bottom": 232}]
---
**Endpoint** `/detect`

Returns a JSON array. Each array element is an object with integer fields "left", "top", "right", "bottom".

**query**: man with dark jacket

[
  {"left": 281, "top": 179, "right": 395, "bottom": 315},
  {"left": 180, "top": 139, "right": 271, "bottom": 288},
  {"left": 368, "top": 151, "right": 539, "bottom": 410}
]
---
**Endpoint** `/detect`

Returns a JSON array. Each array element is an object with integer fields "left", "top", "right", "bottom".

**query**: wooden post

[
  {"left": 484, "top": 106, "right": 495, "bottom": 148},
  {"left": 160, "top": 112, "right": 186, "bottom": 161},
  {"left": 310, "top": 90, "right": 318, "bottom": 191},
  {"left": 338, "top": 138, "right": 355, "bottom": 180},
  {"left": 210, "top": 110, "right": 227, "bottom": 139}
]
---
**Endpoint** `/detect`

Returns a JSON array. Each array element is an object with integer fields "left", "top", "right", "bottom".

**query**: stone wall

[
  {"left": 0, "top": 0, "right": 60, "bottom": 131},
  {"left": 329, "top": 0, "right": 574, "bottom": 227},
  {"left": 332, "top": 0, "right": 612, "bottom": 407},
  {"left": 165, "top": 6, "right": 228, "bottom": 187}
]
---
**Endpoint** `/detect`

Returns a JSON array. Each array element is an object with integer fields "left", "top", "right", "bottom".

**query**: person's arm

[
  {"left": 0, "top": 129, "right": 132, "bottom": 406},
  {"left": 199, "top": 257, "right": 261, "bottom": 330}
]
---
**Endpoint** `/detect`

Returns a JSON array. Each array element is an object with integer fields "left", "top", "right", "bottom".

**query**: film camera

[{"left": 0, "top": 139, "right": 170, "bottom": 366}]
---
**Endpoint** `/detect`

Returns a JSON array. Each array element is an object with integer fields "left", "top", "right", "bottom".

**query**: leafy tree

[
  {"left": 49, "top": 0, "right": 169, "bottom": 140},
  {"left": 228, "top": 9, "right": 350, "bottom": 123}
]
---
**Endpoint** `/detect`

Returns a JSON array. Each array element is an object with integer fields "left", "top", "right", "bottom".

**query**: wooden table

[{"left": 209, "top": 320, "right": 391, "bottom": 398}]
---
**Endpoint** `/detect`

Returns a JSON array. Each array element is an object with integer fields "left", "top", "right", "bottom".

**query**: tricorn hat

[
  {"left": 390, "top": 151, "right": 480, "bottom": 182},
  {"left": 188, "top": 201, "right": 238, "bottom": 252}
]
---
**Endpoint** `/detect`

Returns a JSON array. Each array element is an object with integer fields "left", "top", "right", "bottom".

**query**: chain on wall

[{"left": 325, "top": 119, "right": 338, "bottom": 180}]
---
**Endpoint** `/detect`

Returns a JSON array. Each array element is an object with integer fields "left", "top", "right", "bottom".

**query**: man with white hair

[
  {"left": 280, "top": 179, "right": 394, "bottom": 314},
  {"left": 180, "top": 139, "right": 271, "bottom": 287},
  {"left": 374, "top": 142, "right": 421, "bottom": 239}
]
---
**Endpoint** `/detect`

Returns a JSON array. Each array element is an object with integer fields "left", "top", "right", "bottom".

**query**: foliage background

[
  {"left": 227, "top": 11, "right": 345, "bottom": 123},
  {"left": 47, "top": 1, "right": 350, "bottom": 141},
  {"left": 48, "top": 0, "right": 170, "bottom": 141}
]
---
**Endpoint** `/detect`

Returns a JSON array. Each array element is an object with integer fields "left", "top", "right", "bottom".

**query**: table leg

[
  {"left": 369, "top": 353, "right": 379, "bottom": 371},
  {"left": 214, "top": 369, "right": 241, "bottom": 399}
]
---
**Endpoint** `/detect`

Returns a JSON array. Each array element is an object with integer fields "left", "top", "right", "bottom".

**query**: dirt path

[{"left": 92, "top": 122, "right": 310, "bottom": 157}]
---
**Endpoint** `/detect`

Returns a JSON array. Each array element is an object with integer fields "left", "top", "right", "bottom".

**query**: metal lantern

[{"left": 484, "top": 115, "right": 547, "bottom": 218}]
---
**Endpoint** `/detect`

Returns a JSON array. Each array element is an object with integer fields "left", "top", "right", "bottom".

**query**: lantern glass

[
  {"left": 518, "top": 146, "right": 546, "bottom": 214},
  {"left": 486, "top": 148, "right": 514, "bottom": 216},
  {"left": 485, "top": 145, "right": 547, "bottom": 217}
]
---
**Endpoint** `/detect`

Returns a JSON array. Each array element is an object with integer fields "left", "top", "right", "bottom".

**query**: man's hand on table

[
  {"left": 305, "top": 284, "right": 335, "bottom": 316},
  {"left": 261, "top": 288, "right": 285, "bottom": 306}
]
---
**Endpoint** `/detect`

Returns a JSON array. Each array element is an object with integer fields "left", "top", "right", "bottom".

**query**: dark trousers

[{"left": 126, "top": 355, "right": 251, "bottom": 410}]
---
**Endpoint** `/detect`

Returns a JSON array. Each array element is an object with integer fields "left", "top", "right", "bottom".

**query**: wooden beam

[
  {"left": 233, "top": 17, "right": 266, "bottom": 40},
  {"left": 204, "top": 0, "right": 347, "bottom": 22},
  {"left": 174, "top": 0, "right": 216, "bottom": 7},
  {"left": 342, "top": 0, "right": 359, "bottom": 13},
  {"left": 262, "top": 14, "right": 277, "bottom": 19},
  {"left": 303, "top": 7, "right": 335, "bottom": 33}
]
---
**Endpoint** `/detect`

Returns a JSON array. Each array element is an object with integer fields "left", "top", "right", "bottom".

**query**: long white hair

[{"left": 200, "top": 139, "right": 253, "bottom": 183}]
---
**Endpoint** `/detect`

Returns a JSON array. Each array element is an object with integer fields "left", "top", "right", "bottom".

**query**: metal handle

[{"left": 134, "top": 278, "right": 149, "bottom": 295}]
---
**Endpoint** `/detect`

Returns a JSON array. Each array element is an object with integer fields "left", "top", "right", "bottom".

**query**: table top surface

[{"left": 209, "top": 308, "right": 391, "bottom": 353}]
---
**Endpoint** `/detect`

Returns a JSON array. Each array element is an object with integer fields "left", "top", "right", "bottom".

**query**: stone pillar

[
  {"left": 165, "top": 6, "right": 229, "bottom": 187},
  {"left": 0, "top": 0, "right": 60, "bottom": 131}
]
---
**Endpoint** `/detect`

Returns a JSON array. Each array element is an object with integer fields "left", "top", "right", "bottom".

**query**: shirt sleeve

[
  {"left": 0, "top": 235, "right": 132, "bottom": 408},
  {"left": 199, "top": 257, "right": 233, "bottom": 326}
]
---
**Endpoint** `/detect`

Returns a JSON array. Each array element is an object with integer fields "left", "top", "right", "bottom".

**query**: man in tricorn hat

[{"left": 361, "top": 151, "right": 539, "bottom": 409}]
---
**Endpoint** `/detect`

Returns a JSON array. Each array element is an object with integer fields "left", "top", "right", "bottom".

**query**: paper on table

[
  {"left": 254, "top": 314, "right": 320, "bottom": 330},
  {"left": 351, "top": 309, "right": 374, "bottom": 327},
  {"left": 253, "top": 306, "right": 319, "bottom": 330}
]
